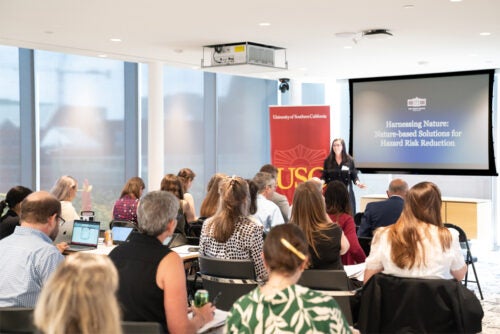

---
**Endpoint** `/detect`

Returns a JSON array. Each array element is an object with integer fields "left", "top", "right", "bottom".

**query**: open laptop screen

[
  {"left": 112, "top": 226, "right": 134, "bottom": 243},
  {"left": 71, "top": 220, "right": 100, "bottom": 246}
]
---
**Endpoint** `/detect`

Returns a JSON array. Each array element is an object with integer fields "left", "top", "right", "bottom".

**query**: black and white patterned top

[{"left": 199, "top": 216, "right": 267, "bottom": 281}]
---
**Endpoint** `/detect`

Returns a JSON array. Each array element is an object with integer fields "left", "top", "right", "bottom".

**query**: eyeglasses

[{"left": 57, "top": 215, "right": 66, "bottom": 226}]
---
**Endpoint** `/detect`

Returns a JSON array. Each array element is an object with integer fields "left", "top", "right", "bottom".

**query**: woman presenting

[{"left": 321, "top": 138, "right": 366, "bottom": 213}]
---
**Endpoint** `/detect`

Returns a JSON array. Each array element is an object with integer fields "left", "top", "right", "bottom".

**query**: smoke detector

[{"left": 362, "top": 29, "right": 393, "bottom": 40}]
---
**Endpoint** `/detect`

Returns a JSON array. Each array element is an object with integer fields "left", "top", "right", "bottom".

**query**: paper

[
  {"left": 197, "top": 309, "right": 228, "bottom": 333},
  {"left": 344, "top": 263, "right": 365, "bottom": 281}
]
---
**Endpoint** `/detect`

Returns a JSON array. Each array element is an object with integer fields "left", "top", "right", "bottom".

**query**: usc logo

[{"left": 276, "top": 167, "right": 323, "bottom": 190}]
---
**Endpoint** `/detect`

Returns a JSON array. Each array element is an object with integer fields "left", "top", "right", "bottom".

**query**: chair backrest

[
  {"left": 297, "top": 269, "right": 353, "bottom": 325},
  {"left": 444, "top": 223, "right": 467, "bottom": 243},
  {"left": 0, "top": 307, "right": 35, "bottom": 333},
  {"left": 198, "top": 255, "right": 258, "bottom": 311},
  {"left": 198, "top": 255, "right": 256, "bottom": 279},
  {"left": 358, "top": 273, "right": 483, "bottom": 334},
  {"left": 109, "top": 219, "right": 137, "bottom": 230},
  {"left": 121, "top": 321, "right": 163, "bottom": 334},
  {"left": 357, "top": 236, "right": 373, "bottom": 256}
]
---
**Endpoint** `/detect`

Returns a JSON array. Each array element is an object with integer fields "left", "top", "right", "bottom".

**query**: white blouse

[{"left": 365, "top": 225, "right": 466, "bottom": 279}]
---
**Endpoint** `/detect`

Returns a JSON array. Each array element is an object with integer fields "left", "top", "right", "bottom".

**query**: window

[{"left": 36, "top": 51, "right": 125, "bottom": 224}]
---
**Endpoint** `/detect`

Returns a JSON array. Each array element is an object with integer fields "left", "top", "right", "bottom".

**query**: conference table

[{"left": 82, "top": 239, "right": 200, "bottom": 260}]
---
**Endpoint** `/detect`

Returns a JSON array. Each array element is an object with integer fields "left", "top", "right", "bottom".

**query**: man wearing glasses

[{"left": 0, "top": 191, "right": 65, "bottom": 307}]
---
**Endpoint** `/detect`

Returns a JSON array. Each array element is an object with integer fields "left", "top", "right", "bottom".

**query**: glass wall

[
  {"left": 35, "top": 51, "right": 125, "bottom": 224},
  {"left": 216, "top": 74, "right": 275, "bottom": 178},
  {"left": 0, "top": 45, "right": 20, "bottom": 193},
  {"left": 163, "top": 66, "right": 205, "bottom": 213}
]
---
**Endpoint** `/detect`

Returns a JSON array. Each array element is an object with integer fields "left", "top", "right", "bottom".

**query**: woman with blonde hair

[
  {"left": 290, "top": 181, "right": 349, "bottom": 270},
  {"left": 34, "top": 253, "right": 121, "bottom": 334},
  {"left": 199, "top": 176, "right": 267, "bottom": 280},
  {"left": 364, "top": 181, "right": 467, "bottom": 283},
  {"left": 199, "top": 173, "right": 227, "bottom": 218},
  {"left": 50, "top": 175, "right": 91, "bottom": 223},
  {"left": 112, "top": 176, "right": 145, "bottom": 224}
]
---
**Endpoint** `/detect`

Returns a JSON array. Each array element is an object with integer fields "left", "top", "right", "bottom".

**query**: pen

[{"left": 212, "top": 291, "right": 222, "bottom": 307}]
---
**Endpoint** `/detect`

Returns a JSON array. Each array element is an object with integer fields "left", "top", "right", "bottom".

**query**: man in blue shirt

[
  {"left": 358, "top": 179, "right": 408, "bottom": 238},
  {"left": 0, "top": 191, "right": 65, "bottom": 307}
]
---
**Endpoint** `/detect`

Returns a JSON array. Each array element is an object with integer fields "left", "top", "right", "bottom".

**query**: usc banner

[{"left": 269, "top": 105, "right": 330, "bottom": 204}]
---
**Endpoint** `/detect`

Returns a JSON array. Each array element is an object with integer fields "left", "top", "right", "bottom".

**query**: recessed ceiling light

[
  {"left": 479, "top": 32, "right": 491, "bottom": 36},
  {"left": 449, "top": 0, "right": 462, "bottom": 2},
  {"left": 110, "top": 38, "right": 122, "bottom": 42},
  {"left": 362, "top": 29, "right": 393, "bottom": 40},
  {"left": 403, "top": 4, "right": 415, "bottom": 9},
  {"left": 259, "top": 22, "right": 271, "bottom": 27},
  {"left": 98, "top": 54, "right": 108, "bottom": 58}
]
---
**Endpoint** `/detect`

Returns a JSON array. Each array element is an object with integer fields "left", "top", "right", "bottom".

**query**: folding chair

[{"left": 444, "top": 223, "right": 483, "bottom": 300}]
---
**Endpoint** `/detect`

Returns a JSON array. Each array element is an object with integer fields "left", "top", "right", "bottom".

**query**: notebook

[
  {"left": 65, "top": 220, "right": 101, "bottom": 252},
  {"left": 111, "top": 226, "right": 135, "bottom": 245}
]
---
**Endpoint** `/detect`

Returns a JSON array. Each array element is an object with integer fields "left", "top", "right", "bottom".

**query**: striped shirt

[{"left": 0, "top": 226, "right": 64, "bottom": 307}]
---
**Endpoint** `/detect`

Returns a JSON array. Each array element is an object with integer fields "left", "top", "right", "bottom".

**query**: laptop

[
  {"left": 111, "top": 226, "right": 135, "bottom": 245},
  {"left": 163, "top": 233, "right": 188, "bottom": 248},
  {"left": 65, "top": 220, "right": 101, "bottom": 252}
]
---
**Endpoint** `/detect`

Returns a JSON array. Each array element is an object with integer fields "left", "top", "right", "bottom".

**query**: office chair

[
  {"left": 297, "top": 269, "right": 354, "bottom": 326},
  {"left": 198, "top": 255, "right": 258, "bottom": 311},
  {"left": 121, "top": 321, "right": 162, "bottom": 334},
  {"left": 109, "top": 219, "right": 137, "bottom": 230},
  {"left": 353, "top": 212, "right": 364, "bottom": 233},
  {"left": 0, "top": 307, "right": 35, "bottom": 333},
  {"left": 357, "top": 236, "right": 372, "bottom": 257},
  {"left": 357, "top": 273, "right": 483, "bottom": 334},
  {"left": 444, "top": 223, "right": 483, "bottom": 300}
]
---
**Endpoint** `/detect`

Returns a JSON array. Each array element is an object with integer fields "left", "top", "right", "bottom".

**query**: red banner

[{"left": 269, "top": 105, "right": 330, "bottom": 204}]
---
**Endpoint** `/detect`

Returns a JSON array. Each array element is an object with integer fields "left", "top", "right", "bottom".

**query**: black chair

[
  {"left": 121, "top": 321, "right": 163, "bottom": 334},
  {"left": 357, "top": 273, "right": 483, "bottom": 334},
  {"left": 357, "top": 236, "right": 372, "bottom": 257},
  {"left": 353, "top": 212, "right": 364, "bottom": 233},
  {"left": 297, "top": 269, "right": 354, "bottom": 326},
  {"left": 109, "top": 219, "right": 137, "bottom": 230},
  {"left": 198, "top": 255, "right": 258, "bottom": 311},
  {"left": 444, "top": 223, "right": 483, "bottom": 300},
  {"left": 0, "top": 307, "right": 35, "bottom": 333}
]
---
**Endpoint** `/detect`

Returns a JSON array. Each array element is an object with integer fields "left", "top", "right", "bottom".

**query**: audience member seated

[
  {"left": 252, "top": 172, "right": 284, "bottom": 233},
  {"left": 34, "top": 253, "right": 121, "bottom": 334},
  {"left": 160, "top": 174, "right": 196, "bottom": 235},
  {"left": 259, "top": 164, "right": 290, "bottom": 222},
  {"left": 0, "top": 185, "right": 33, "bottom": 239},
  {"left": 109, "top": 191, "right": 214, "bottom": 333},
  {"left": 199, "top": 173, "right": 227, "bottom": 219},
  {"left": 357, "top": 178, "right": 408, "bottom": 238},
  {"left": 325, "top": 181, "right": 366, "bottom": 265},
  {"left": 290, "top": 181, "right": 349, "bottom": 270},
  {"left": 0, "top": 191, "right": 65, "bottom": 307},
  {"left": 225, "top": 224, "right": 353, "bottom": 333},
  {"left": 112, "top": 176, "right": 145, "bottom": 225},
  {"left": 364, "top": 181, "right": 467, "bottom": 283},
  {"left": 50, "top": 175, "right": 91, "bottom": 243},
  {"left": 199, "top": 176, "right": 268, "bottom": 281},
  {"left": 178, "top": 167, "right": 198, "bottom": 220},
  {"left": 245, "top": 178, "right": 258, "bottom": 216}
]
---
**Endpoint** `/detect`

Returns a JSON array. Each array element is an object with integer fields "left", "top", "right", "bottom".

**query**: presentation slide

[{"left": 350, "top": 71, "right": 495, "bottom": 175}]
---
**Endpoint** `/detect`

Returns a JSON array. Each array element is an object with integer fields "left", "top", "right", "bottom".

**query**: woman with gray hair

[{"left": 109, "top": 190, "right": 214, "bottom": 333}]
